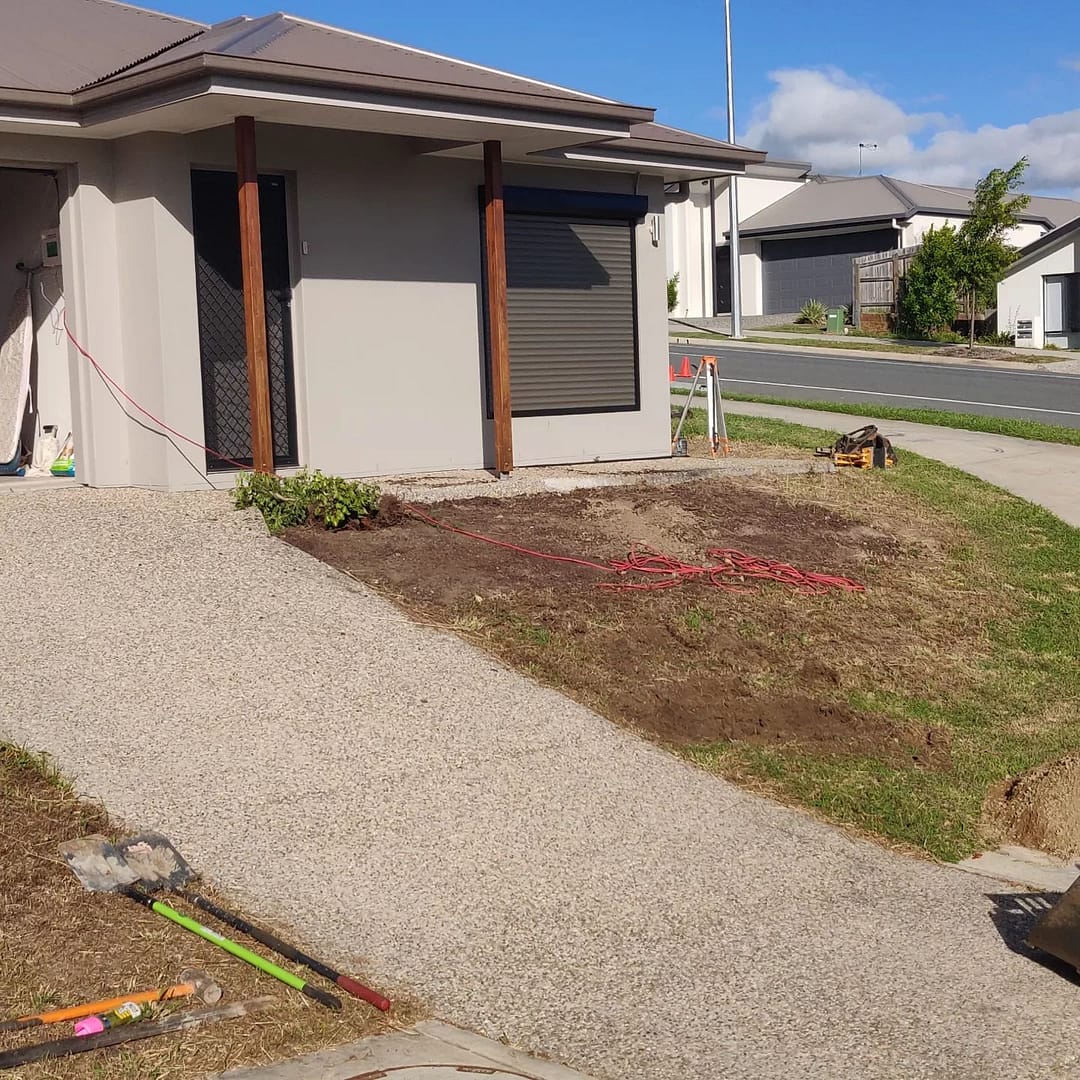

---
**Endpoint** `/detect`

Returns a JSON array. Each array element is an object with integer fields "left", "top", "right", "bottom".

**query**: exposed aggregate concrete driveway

[{"left": 2, "top": 489, "right": 1079, "bottom": 1080}]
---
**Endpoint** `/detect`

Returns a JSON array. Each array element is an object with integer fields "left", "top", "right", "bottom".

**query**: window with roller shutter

[{"left": 483, "top": 187, "right": 646, "bottom": 416}]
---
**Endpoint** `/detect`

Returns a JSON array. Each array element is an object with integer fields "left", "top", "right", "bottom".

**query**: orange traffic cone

[
  {"left": 679, "top": 356, "right": 692, "bottom": 378},
  {"left": 669, "top": 363, "right": 676, "bottom": 383}
]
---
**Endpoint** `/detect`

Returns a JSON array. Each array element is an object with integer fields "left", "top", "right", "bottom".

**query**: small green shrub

[
  {"left": 234, "top": 470, "right": 381, "bottom": 533},
  {"left": 978, "top": 329, "right": 1016, "bottom": 347},
  {"left": 667, "top": 273, "right": 680, "bottom": 313},
  {"left": 797, "top": 299, "right": 827, "bottom": 327},
  {"left": 1044, "top": 342, "right": 1061, "bottom": 350},
  {"left": 931, "top": 329, "right": 966, "bottom": 344}
]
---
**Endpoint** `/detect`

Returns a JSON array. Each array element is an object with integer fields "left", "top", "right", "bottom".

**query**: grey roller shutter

[{"left": 505, "top": 215, "right": 638, "bottom": 414}]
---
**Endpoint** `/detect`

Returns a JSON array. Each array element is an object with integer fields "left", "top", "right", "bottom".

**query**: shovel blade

[
  {"left": 58, "top": 835, "right": 140, "bottom": 893},
  {"left": 118, "top": 832, "right": 196, "bottom": 891},
  {"left": 1026, "top": 875, "right": 1080, "bottom": 970}
]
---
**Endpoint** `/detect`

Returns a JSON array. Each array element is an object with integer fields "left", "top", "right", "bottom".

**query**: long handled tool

[
  {"left": 118, "top": 833, "right": 391, "bottom": 1011},
  {"left": 58, "top": 837, "right": 341, "bottom": 1011},
  {"left": 0, "top": 969, "right": 220, "bottom": 1034},
  {"left": 0, "top": 997, "right": 273, "bottom": 1071}
]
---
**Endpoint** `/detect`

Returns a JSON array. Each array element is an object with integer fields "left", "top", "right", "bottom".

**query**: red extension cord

[{"left": 405, "top": 505, "right": 865, "bottom": 596}]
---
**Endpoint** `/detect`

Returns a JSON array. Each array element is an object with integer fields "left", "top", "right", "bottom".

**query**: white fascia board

[{"left": 205, "top": 83, "right": 627, "bottom": 139}]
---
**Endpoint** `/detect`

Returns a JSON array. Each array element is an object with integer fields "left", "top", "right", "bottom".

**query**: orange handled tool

[{"left": 0, "top": 969, "right": 221, "bottom": 1033}]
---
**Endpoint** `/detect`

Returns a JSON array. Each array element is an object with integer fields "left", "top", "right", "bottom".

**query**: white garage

[{"left": 998, "top": 217, "right": 1080, "bottom": 350}]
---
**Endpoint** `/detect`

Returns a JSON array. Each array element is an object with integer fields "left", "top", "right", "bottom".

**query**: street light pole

[
  {"left": 858, "top": 141, "right": 878, "bottom": 176},
  {"left": 725, "top": 0, "right": 742, "bottom": 339}
]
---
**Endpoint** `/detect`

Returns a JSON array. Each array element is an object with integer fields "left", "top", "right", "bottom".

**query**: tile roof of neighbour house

[
  {"left": 737, "top": 174, "right": 1080, "bottom": 237},
  {"left": 0, "top": 0, "right": 204, "bottom": 93}
]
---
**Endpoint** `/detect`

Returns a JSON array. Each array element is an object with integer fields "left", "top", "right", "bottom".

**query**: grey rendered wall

[
  {"left": 180, "top": 124, "right": 489, "bottom": 479},
  {"left": 0, "top": 125, "right": 670, "bottom": 488},
  {"left": 172, "top": 128, "right": 670, "bottom": 480}
]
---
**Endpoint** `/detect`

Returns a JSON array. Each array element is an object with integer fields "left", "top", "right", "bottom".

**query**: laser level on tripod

[{"left": 672, "top": 354, "right": 730, "bottom": 457}]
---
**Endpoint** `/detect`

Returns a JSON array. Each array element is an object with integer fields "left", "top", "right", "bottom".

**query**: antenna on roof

[{"left": 858, "top": 142, "right": 878, "bottom": 177}]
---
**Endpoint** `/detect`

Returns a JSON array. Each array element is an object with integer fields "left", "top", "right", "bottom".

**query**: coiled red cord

[{"left": 405, "top": 505, "right": 865, "bottom": 595}]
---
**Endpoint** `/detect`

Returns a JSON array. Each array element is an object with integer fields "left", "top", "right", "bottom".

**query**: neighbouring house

[
  {"left": 665, "top": 158, "right": 811, "bottom": 319},
  {"left": 0, "top": 0, "right": 765, "bottom": 490},
  {"left": 997, "top": 216, "right": 1080, "bottom": 350},
  {"left": 667, "top": 171, "right": 1080, "bottom": 320}
]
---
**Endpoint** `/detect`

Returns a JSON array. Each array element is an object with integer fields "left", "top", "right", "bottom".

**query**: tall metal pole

[{"left": 724, "top": 0, "right": 742, "bottom": 339}]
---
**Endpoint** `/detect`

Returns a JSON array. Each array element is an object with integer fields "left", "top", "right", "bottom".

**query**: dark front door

[
  {"left": 715, "top": 244, "right": 732, "bottom": 315},
  {"left": 191, "top": 169, "right": 298, "bottom": 470}
]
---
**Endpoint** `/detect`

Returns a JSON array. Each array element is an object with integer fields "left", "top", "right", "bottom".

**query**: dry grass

[{"left": 0, "top": 747, "right": 422, "bottom": 1080}]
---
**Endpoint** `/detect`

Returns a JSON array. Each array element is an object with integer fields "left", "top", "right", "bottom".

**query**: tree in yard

[
  {"left": 955, "top": 158, "right": 1031, "bottom": 347},
  {"left": 897, "top": 225, "right": 959, "bottom": 339}
]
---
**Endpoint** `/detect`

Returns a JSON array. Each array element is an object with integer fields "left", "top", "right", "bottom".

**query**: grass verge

[
  {"left": 692, "top": 392, "right": 1080, "bottom": 447},
  {"left": 688, "top": 411, "right": 1080, "bottom": 860},
  {"left": 0, "top": 746, "right": 413, "bottom": 1079}
]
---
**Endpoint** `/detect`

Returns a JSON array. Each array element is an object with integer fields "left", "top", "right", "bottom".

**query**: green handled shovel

[{"left": 58, "top": 837, "right": 340, "bottom": 1011}]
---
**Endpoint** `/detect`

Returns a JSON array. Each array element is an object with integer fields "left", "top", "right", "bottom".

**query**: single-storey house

[
  {"left": 997, "top": 216, "right": 1080, "bottom": 350},
  {"left": 667, "top": 171, "right": 1080, "bottom": 320},
  {"left": 0, "top": 0, "right": 765, "bottom": 490}
]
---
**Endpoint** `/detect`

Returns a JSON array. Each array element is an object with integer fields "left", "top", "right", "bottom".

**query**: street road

[{"left": 668, "top": 342, "right": 1080, "bottom": 428}]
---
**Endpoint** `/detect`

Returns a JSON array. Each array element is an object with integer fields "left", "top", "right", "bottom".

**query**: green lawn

[
  {"left": 679, "top": 410, "right": 1080, "bottom": 860},
  {"left": 708, "top": 393, "right": 1080, "bottom": 448}
]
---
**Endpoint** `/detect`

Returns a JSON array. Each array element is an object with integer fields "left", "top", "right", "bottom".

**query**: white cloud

[{"left": 739, "top": 67, "right": 1080, "bottom": 196}]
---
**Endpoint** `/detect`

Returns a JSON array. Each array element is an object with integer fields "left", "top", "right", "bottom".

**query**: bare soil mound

[{"left": 986, "top": 754, "right": 1080, "bottom": 860}]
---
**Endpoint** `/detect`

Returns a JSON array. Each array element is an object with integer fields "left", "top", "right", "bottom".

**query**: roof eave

[
  {"left": 737, "top": 216, "right": 903, "bottom": 239},
  {"left": 72, "top": 52, "right": 656, "bottom": 126},
  {"left": 599, "top": 136, "right": 765, "bottom": 165}
]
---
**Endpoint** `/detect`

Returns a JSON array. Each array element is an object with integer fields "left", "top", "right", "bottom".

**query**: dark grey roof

[
  {"left": 0, "top": 0, "right": 203, "bottom": 93},
  {"left": 738, "top": 174, "right": 1080, "bottom": 237},
  {"left": 0, "top": 0, "right": 765, "bottom": 163},
  {"left": 89, "top": 12, "right": 628, "bottom": 109}
]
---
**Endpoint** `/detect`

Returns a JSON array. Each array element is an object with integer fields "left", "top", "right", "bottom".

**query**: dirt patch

[
  {"left": 0, "top": 749, "right": 417, "bottom": 1079},
  {"left": 985, "top": 755, "right": 1080, "bottom": 859},
  {"left": 934, "top": 345, "right": 1025, "bottom": 362},
  {"left": 286, "top": 477, "right": 973, "bottom": 767}
]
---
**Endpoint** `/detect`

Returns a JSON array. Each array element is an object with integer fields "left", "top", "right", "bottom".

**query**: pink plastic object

[{"left": 74, "top": 1016, "right": 105, "bottom": 1038}]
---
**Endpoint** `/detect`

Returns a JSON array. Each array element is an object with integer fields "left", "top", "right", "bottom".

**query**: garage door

[{"left": 761, "top": 229, "right": 897, "bottom": 316}]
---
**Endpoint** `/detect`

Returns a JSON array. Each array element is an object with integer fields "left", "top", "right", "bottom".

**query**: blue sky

[{"left": 152, "top": 0, "right": 1080, "bottom": 195}]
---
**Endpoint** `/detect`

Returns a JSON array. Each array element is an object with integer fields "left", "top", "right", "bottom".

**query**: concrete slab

[
  {"left": 208, "top": 1020, "right": 593, "bottom": 1079},
  {"left": 957, "top": 846, "right": 1080, "bottom": 893},
  {"left": 384, "top": 455, "right": 832, "bottom": 504}
]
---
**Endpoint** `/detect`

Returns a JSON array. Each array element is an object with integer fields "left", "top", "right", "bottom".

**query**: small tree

[
  {"left": 667, "top": 273, "right": 680, "bottom": 313},
  {"left": 897, "top": 225, "right": 959, "bottom": 338},
  {"left": 955, "top": 158, "right": 1031, "bottom": 347}
]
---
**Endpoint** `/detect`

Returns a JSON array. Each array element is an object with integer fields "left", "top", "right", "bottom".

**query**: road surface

[{"left": 668, "top": 342, "right": 1080, "bottom": 428}]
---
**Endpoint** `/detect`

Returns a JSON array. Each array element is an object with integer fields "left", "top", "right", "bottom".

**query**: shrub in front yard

[
  {"left": 797, "top": 299, "right": 827, "bottom": 327},
  {"left": 234, "top": 470, "right": 381, "bottom": 532}
]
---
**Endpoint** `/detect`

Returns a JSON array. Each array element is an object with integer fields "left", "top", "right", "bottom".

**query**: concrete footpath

[
  {"left": 714, "top": 398, "right": 1080, "bottom": 526},
  {"left": 3, "top": 489, "right": 1080, "bottom": 1080}
]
